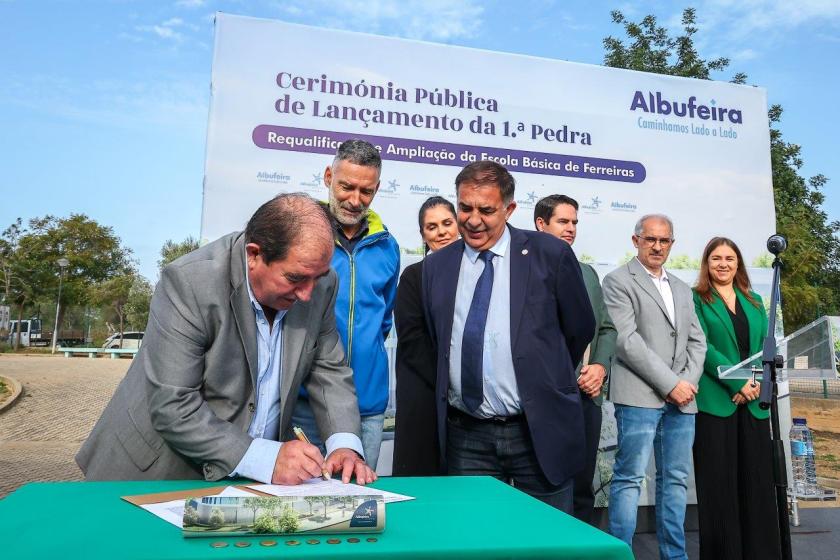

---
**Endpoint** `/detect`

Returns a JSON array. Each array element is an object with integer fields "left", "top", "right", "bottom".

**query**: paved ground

[
  {"left": 0, "top": 354, "right": 128, "bottom": 498},
  {"left": 632, "top": 507, "right": 840, "bottom": 559},
  {"left": 2, "top": 354, "right": 837, "bottom": 559}
]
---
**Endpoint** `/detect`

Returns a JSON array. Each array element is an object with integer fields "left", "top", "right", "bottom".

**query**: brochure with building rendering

[{"left": 181, "top": 494, "right": 385, "bottom": 537}]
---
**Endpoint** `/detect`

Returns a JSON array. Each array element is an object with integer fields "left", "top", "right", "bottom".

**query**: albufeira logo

[
  {"left": 256, "top": 171, "right": 291, "bottom": 184},
  {"left": 610, "top": 201, "right": 637, "bottom": 212},
  {"left": 630, "top": 91, "right": 743, "bottom": 124},
  {"left": 409, "top": 184, "right": 440, "bottom": 195},
  {"left": 349, "top": 500, "right": 379, "bottom": 528}
]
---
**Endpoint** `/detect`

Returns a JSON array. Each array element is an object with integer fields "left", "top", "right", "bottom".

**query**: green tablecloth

[{"left": 0, "top": 476, "right": 631, "bottom": 559}]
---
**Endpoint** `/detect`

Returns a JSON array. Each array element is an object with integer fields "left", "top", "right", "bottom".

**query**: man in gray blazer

[
  {"left": 76, "top": 194, "right": 376, "bottom": 486},
  {"left": 602, "top": 214, "right": 706, "bottom": 559}
]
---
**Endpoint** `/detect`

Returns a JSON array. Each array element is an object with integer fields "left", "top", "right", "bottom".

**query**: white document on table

[
  {"left": 248, "top": 478, "right": 415, "bottom": 503},
  {"left": 140, "top": 486, "right": 255, "bottom": 528}
]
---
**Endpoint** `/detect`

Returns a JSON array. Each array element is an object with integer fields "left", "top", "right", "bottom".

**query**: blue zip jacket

[{"left": 324, "top": 206, "right": 400, "bottom": 417}]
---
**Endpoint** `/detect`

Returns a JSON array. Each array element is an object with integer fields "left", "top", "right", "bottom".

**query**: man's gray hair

[
  {"left": 634, "top": 214, "right": 674, "bottom": 238},
  {"left": 332, "top": 139, "right": 381, "bottom": 172}
]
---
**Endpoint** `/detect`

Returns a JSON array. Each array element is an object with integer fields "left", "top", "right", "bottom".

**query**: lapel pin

[{"left": 522, "top": 249, "right": 528, "bottom": 255}]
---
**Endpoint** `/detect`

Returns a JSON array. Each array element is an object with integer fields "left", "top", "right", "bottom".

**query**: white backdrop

[
  {"left": 202, "top": 13, "right": 775, "bottom": 268},
  {"left": 201, "top": 13, "right": 779, "bottom": 502}
]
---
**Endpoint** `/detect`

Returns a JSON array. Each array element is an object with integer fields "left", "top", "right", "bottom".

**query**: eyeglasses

[{"left": 636, "top": 236, "right": 674, "bottom": 247}]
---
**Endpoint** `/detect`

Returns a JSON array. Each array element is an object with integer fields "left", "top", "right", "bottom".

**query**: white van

[{"left": 102, "top": 331, "right": 144, "bottom": 349}]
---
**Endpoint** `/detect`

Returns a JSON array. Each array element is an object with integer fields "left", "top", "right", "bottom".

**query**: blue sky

[{"left": 2, "top": 0, "right": 838, "bottom": 281}]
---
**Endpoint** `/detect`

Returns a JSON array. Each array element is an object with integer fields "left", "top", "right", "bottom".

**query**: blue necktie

[{"left": 461, "top": 250, "right": 494, "bottom": 412}]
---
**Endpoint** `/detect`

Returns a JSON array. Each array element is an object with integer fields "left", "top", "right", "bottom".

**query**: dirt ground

[{"left": 791, "top": 397, "right": 840, "bottom": 480}]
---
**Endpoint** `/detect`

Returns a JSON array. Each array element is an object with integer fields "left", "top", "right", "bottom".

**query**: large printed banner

[
  {"left": 202, "top": 13, "right": 775, "bottom": 269},
  {"left": 201, "top": 13, "right": 779, "bottom": 501}
]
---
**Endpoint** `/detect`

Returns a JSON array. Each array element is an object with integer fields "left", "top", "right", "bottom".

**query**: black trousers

[
  {"left": 693, "top": 406, "right": 782, "bottom": 560},
  {"left": 572, "top": 395, "right": 602, "bottom": 525}
]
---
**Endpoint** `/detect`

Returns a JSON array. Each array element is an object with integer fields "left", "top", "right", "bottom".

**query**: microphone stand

[{"left": 758, "top": 252, "right": 792, "bottom": 560}]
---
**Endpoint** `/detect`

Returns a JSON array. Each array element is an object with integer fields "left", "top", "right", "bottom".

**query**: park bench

[{"left": 58, "top": 347, "right": 138, "bottom": 359}]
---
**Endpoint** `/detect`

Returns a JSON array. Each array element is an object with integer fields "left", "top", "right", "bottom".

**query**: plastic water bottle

[{"left": 790, "top": 418, "right": 817, "bottom": 496}]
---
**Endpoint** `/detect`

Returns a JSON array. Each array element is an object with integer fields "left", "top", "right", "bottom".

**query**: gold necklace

[{"left": 715, "top": 286, "right": 736, "bottom": 309}]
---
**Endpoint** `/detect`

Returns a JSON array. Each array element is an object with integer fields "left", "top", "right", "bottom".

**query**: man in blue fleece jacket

[{"left": 290, "top": 139, "right": 400, "bottom": 469}]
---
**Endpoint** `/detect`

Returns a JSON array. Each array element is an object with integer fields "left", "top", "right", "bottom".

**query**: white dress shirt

[
  {"left": 231, "top": 255, "right": 363, "bottom": 483},
  {"left": 637, "top": 257, "right": 676, "bottom": 326}
]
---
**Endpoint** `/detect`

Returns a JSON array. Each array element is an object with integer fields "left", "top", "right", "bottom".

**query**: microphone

[{"left": 766, "top": 235, "right": 787, "bottom": 256}]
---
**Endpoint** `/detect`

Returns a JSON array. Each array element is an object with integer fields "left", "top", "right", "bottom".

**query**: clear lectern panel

[{"left": 718, "top": 316, "right": 839, "bottom": 381}]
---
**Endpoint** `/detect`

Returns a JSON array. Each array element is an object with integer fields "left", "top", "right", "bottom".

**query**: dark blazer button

[
  {"left": 670, "top": 331, "right": 676, "bottom": 337},
  {"left": 248, "top": 402, "right": 255, "bottom": 412}
]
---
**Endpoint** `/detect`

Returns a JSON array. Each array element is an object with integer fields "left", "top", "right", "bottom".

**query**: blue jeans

[
  {"left": 289, "top": 396, "right": 385, "bottom": 470},
  {"left": 608, "top": 403, "right": 695, "bottom": 559}
]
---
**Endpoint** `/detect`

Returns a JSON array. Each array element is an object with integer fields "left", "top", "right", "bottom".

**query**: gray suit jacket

[
  {"left": 602, "top": 258, "right": 706, "bottom": 412},
  {"left": 76, "top": 232, "right": 360, "bottom": 481}
]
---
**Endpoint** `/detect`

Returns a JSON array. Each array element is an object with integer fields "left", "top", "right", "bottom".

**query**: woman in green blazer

[{"left": 692, "top": 237, "right": 780, "bottom": 560}]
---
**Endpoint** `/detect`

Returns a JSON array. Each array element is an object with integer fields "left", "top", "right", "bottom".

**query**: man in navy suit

[{"left": 422, "top": 161, "right": 595, "bottom": 511}]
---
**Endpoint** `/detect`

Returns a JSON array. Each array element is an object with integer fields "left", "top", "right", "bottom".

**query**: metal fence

[{"left": 789, "top": 379, "right": 840, "bottom": 399}]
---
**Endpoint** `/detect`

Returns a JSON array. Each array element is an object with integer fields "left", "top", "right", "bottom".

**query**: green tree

[
  {"left": 183, "top": 505, "right": 199, "bottom": 526},
  {"left": 125, "top": 275, "right": 153, "bottom": 331},
  {"left": 752, "top": 254, "right": 774, "bottom": 268},
  {"left": 619, "top": 251, "right": 635, "bottom": 265},
  {"left": 603, "top": 7, "right": 839, "bottom": 332},
  {"left": 668, "top": 255, "right": 700, "bottom": 270},
  {"left": 0, "top": 219, "right": 25, "bottom": 304},
  {"left": 303, "top": 496, "right": 318, "bottom": 516},
  {"left": 158, "top": 236, "right": 200, "bottom": 272},
  {"left": 257, "top": 497, "right": 280, "bottom": 514},
  {"left": 0, "top": 220, "right": 36, "bottom": 349},
  {"left": 315, "top": 495, "right": 331, "bottom": 520},
  {"left": 402, "top": 245, "right": 425, "bottom": 255},
  {"left": 339, "top": 495, "right": 355, "bottom": 518},
  {"left": 253, "top": 513, "right": 278, "bottom": 534},
  {"left": 277, "top": 505, "right": 300, "bottom": 533},
  {"left": 208, "top": 507, "right": 225, "bottom": 529},
  {"left": 769, "top": 108, "right": 840, "bottom": 329},
  {"left": 16, "top": 214, "right": 132, "bottom": 337},
  {"left": 91, "top": 273, "right": 135, "bottom": 344},
  {"left": 603, "top": 8, "right": 745, "bottom": 83},
  {"left": 243, "top": 497, "right": 262, "bottom": 523}
]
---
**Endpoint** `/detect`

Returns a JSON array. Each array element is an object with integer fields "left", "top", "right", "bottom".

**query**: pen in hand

[{"left": 292, "top": 426, "right": 331, "bottom": 481}]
